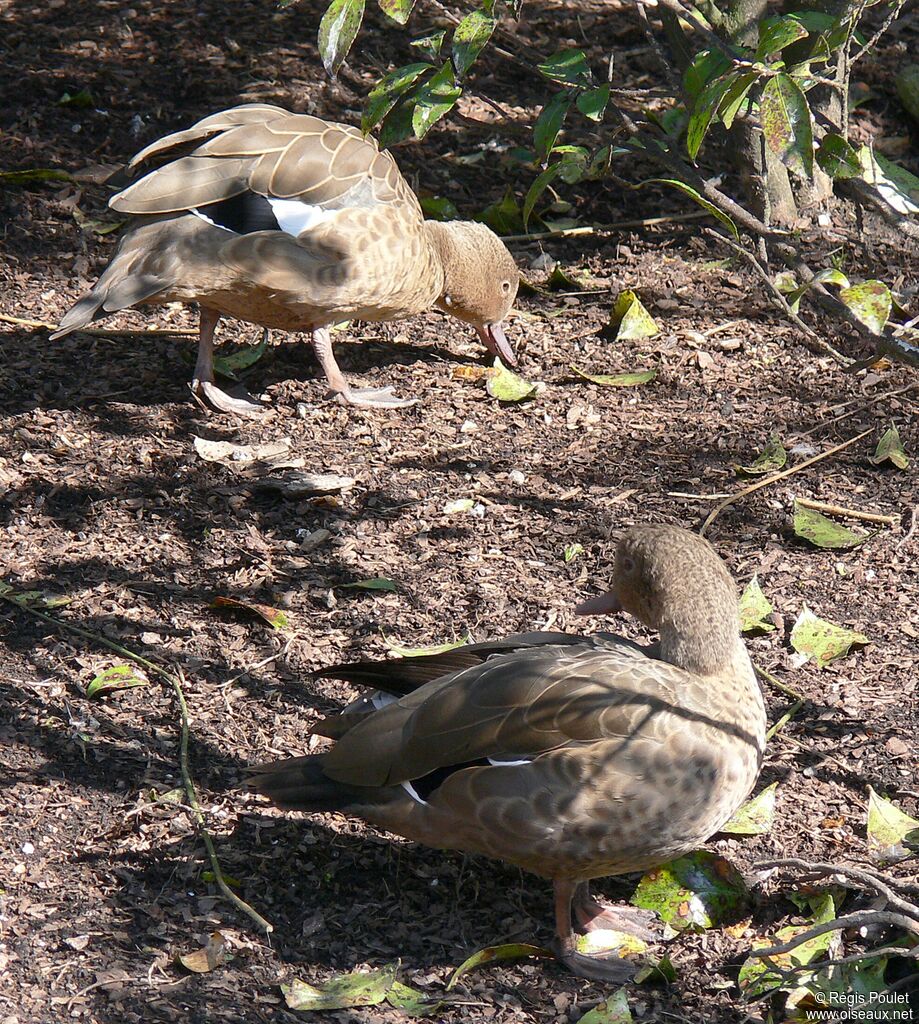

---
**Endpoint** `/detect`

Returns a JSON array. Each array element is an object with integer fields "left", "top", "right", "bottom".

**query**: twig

[
  {"left": 501, "top": 210, "right": 709, "bottom": 242},
  {"left": 794, "top": 497, "right": 899, "bottom": 525},
  {"left": 850, "top": 0, "right": 908, "bottom": 63},
  {"left": 0, "top": 312, "right": 196, "bottom": 337},
  {"left": 752, "top": 858, "right": 919, "bottom": 921},
  {"left": 799, "top": 382, "right": 919, "bottom": 437},
  {"left": 635, "top": 0, "right": 682, "bottom": 94},
  {"left": 0, "top": 591, "right": 273, "bottom": 934},
  {"left": 754, "top": 663, "right": 805, "bottom": 703},
  {"left": 699, "top": 429, "right": 873, "bottom": 536},
  {"left": 751, "top": 910, "right": 919, "bottom": 958},
  {"left": 898, "top": 506, "right": 918, "bottom": 550},
  {"left": 765, "top": 700, "right": 804, "bottom": 741}
]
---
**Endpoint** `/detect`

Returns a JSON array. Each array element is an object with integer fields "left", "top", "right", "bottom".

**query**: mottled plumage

[
  {"left": 249, "top": 526, "right": 767, "bottom": 979},
  {"left": 52, "top": 104, "right": 519, "bottom": 414}
]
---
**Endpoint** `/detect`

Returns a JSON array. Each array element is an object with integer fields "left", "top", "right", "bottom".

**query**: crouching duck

[
  {"left": 248, "top": 525, "right": 767, "bottom": 980},
  {"left": 52, "top": 104, "right": 519, "bottom": 415}
]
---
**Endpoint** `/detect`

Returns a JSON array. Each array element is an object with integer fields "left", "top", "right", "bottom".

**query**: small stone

[
  {"left": 21, "top": 842, "right": 34, "bottom": 856},
  {"left": 508, "top": 470, "right": 526, "bottom": 485},
  {"left": 529, "top": 252, "right": 556, "bottom": 272}
]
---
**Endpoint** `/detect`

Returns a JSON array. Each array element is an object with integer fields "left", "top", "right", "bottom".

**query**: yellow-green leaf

[
  {"left": 571, "top": 365, "right": 657, "bottom": 387},
  {"left": 790, "top": 605, "right": 869, "bottom": 668},
  {"left": 839, "top": 280, "right": 892, "bottom": 334},
  {"left": 870, "top": 424, "right": 908, "bottom": 469},
  {"left": 211, "top": 595, "right": 289, "bottom": 629},
  {"left": 735, "top": 435, "right": 786, "bottom": 476},
  {"left": 739, "top": 577, "right": 775, "bottom": 634},
  {"left": 341, "top": 577, "right": 399, "bottom": 591},
  {"left": 283, "top": 964, "right": 398, "bottom": 1011},
  {"left": 579, "top": 989, "right": 634, "bottom": 1024},
  {"left": 866, "top": 787, "right": 919, "bottom": 864},
  {"left": 383, "top": 633, "right": 470, "bottom": 657},
  {"left": 793, "top": 503, "right": 874, "bottom": 550},
  {"left": 631, "top": 851, "right": 749, "bottom": 931},
  {"left": 385, "top": 979, "right": 444, "bottom": 1016},
  {"left": 86, "top": 664, "right": 149, "bottom": 699},
  {"left": 446, "top": 944, "right": 553, "bottom": 990},
  {"left": 609, "top": 291, "right": 659, "bottom": 341},
  {"left": 564, "top": 542, "right": 584, "bottom": 563},
  {"left": 214, "top": 333, "right": 268, "bottom": 380},
  {"left": 486, "top": 358, "right": 537, "bottom": 402},
  {"left": 721, "top": 783, "right": 778, "bottom": 835}
]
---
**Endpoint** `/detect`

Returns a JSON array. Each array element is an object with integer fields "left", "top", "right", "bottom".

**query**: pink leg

[
  {"left": 311, "top": 326, "right": 419, "bottom": 410},
  {"left": 190, "top": 308, "right": 267, "bottom": 418}
]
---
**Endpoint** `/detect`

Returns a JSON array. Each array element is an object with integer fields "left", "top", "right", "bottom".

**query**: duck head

[
  {"left": 576, "top": 525, "right": 742, "bottom": 676},
  {"left": 425, "top": 220, "right": 519, "bottom": 366}
]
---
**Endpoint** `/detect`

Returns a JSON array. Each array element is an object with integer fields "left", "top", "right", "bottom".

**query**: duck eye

[
  {"left": 620, "top": 556, "right": 636, "bottom": 574},
  {"left": 501, "top": 280, "right": 511, "bottom": 293}
]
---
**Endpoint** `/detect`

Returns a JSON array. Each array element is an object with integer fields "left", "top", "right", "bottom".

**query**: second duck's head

[
  {"left": 425, "top": 220, "right": 519, "bottom": 366},
  {"left": 577, "top": 524, "right": 743, "bottom": 675}
]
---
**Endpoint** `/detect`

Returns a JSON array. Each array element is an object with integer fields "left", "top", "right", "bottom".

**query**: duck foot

[
  {"left": 334, "top": 385, "right": 419, "bottom": 409},
  {"left": 556, "top": 946, "right": 640, "bottom": 983},
  {"left": 192, "top": 379, "right": 269, "bottom": 419},
  {"left": 573, "top": 886, "right": 659, "bottom": 940}
]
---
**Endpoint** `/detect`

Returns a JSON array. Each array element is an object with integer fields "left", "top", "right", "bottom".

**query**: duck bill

[
  {"left": 476, "top": 322, "right": 517, "bottom": 367},
  {"left": 574, "top": 590, "right": 623, "bottom": 616}
]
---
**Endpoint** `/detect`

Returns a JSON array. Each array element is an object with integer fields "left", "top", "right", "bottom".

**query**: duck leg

[
  {"left": 572, "top": 882, "right": 658, "bottom": 938},
  {"left": 191, "top": 308, "right": 267, "bottom": 418},
  {"left": 553, "top": 879, "right": 639, "bottom": 982},
  {"left": 310, "top": 327, "right": 419, "bottom": 409}
]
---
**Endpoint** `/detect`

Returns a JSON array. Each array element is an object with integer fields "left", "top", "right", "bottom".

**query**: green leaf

[
  {"left": 790, "top": 605, "right": 869, "bottom": 668},
  {"left": 718, "top": 71, "right": 759, "bottom": 130},
  {"left": 683, "top": 49, "right": 732, "bottom": 103},
  {"left": 739, "top": 893, "right": 836, "bottom": 997},
  {"left": 378, "top": 98, "right": 417, "bottom": 148},
  {"left": 451, "top": 10, "right": 496, "bottom": 78},
  {"left": 410, "top": 29, "right": 446, "bottom": 60},
  {"left": 58, "top": 88, "right": 95, "bottom": 108},
  {"left": 385, "top": 980, "right": 444, "bottom": 1016},
  {"left": 576, "top": 83, "right": 610, "bottom": 122},
  {"left": 377, "top": 0, "right": 415, "bottom": 25},
  {"left": 534, "top": 92, "right": 573, "bottom": 163},
  {"left": 571, "top": 365, "right": 656, "bottom": 387},
  {"left": 735, "top": 435, "right": 787, "bottom": 476},
  {"left": 760, "top": 73, "right": 814, "bottom": 179},
  {"left": 537, "top": 49, "right": 592, "bottom": 87},
  {"left": 866, "top": 787, "right": 919, "bottom": 864},
  {"left": 362, "top": 63, "right": 431, "bottom": 134},
  {"left": 86, "top": 664, "right": 149, "bottom": 700},
  {"left": 812, "top": 267, "right": 850, "bottom": 288},
  {"left": 633, "top": 955, "right": 677, "bottom": 985},
  {"left": 687, "top": 71, "right": 741, "bottom": 159},
  {"left": 563, "top": 542, "right": 584, "bottom": 563},
  {"left": 579, "top": 989, "right": 634, "bottom": 1024},
  {"left": 383, "top": 633, "right": 470, "bottom": 657},
  {"left": 318, "top": 0, "right": 366, "bottom": 77},
  {"left": 609, "top": 291, "right": 659, "bottom": 341},
  {"left": 0, "top": 168, "right": 74, "bottom": 185},
  {"left": 738, "top": 577, "right": 775, "bottom": 634},
  {"left": 631, "top": 851, "right": 750, "bottom": 931},
  {"left": 858, "top": 147, "right": 919, "bottom": 215},
  {"left": 341, "top": 577, "right": 399, "bottom": 591},
  {"left": 839, "top": 280, "right": 892, "bottom": 334},
  {"left": 870, "top": 424, "right": 908, "bottom": 469},
  {"left": 446, "top": 944, "right": 553, "bottom": 990},
  {"left": 478, "top": 188, "right": 525, "bottom": 235},
  {"left": 486, "top": 358, "right": 537, "bottom": 402},
  {"left": 756, "top": 15, "right": 810, "bottom": 59},
  {"left": 211, "top": 595, "right": 290, "bottom": 630},
  {"left": 282, "top": 964, "right": 398, "bottom": 1011},
  {"left": 721, "top": 783, "right": 778, "bottom": 835},
  {"left": 419, "top": 194, "right": 458, "bottom": 220},
  {"left": 522, "top": 163, "right": 562, "bottom": 230},
  {"left": 412, "top": 62, "right": 461, "bottom": 138},
  {"left": 816, "top": 133, "right": 862, "bottom": 179},
  {"left": 793, "top": 503, "right": 874, "bottom": 550},
  {"left": 635, "top": 178, "right": 739, "bottom": 240},
  {"left": 214, "top": 334, "right": 268, "bottom": 380}
]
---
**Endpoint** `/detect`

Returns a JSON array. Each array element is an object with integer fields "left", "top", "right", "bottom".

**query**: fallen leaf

[
  {"left": 214, "top": 333, "right": 269, "bottom": 380},
  {"left": 178, "top": 932, "right": 227, "bottom": 974},
  {"left": 739, "top": 577, "right": 775, "bottom": 634},
  {"left": 86, "top": 664, "right": 149, "bottom": 699},
  {"left": 564, "top": 542, "right": 584, "bottom": 563},
  {"left": 579, "top": 989, "right": 634, "bottom": 1023},
  {"left": 443, "top": 498, "right": 475, "bottom": 514},
  {"left": 341, "top": 577, "right": 399, "bottom": 592},
  {"left": 609, "top": 290, "right": 659, "bottom": 341},
  {"left": 839, "top": 280, "right": 892, "bottom": 334},
  {"left": 721, "top": 783, "right": 778, "bottom": 835},
  {"left": 486, "top": 359, "right": 537, "bottom": 402},
  {"left": 193, "top": 436, "right": 290, "bottom": 465},
  {"left": 385, "top": 980, "right": 444, "bottom": 1016},
  {"left": 631, "top": 851, "right": 749, "bottom": 931},
  {"left": 866, "top": 787, "right": 919, "bottom": 864},
  {"left": 571, "top": 366, "right": 657, "bottom": 387},
  {"left": 633, "top": 955, "right": 677, "bottom": 984},
  {"left": 446, "top": 943, "right": 553, "bottom": 990},
  {"left": 211, "top": 595, "right": 289, "bottom": 630},
  {"left": 870, "top": 424, "right": 909, "bottom": 469},
  {"left": 575, "top": 929, "right": 647, "bottom": 956},
  {"left": 790, "top": 605, "right": 869, "bottom": 668},
  {"left": 384, "top": 634, "right": 471, "bottom": 657},
  {"left": 282, "top": 964, "right": 398, "bottom": 1011},
  {"left": 793, "top": 503, "right": 874, "bottom": 549},
  {"left": 735, "top": 435, "right": 786, "bottom": 475}
]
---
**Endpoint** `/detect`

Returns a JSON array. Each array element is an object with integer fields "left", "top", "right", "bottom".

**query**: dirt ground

[{"left": 1, "top": 0, "right": 918, "bottom": 1021}]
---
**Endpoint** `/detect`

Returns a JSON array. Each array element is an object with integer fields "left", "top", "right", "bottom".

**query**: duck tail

[{"left": 247, "top": 754, "right": 358, "bottom": 813}]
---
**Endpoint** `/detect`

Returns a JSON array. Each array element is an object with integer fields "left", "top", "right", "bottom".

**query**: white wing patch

[
  {"left": 191, "top": 207, "right": 233, "bottom": 231},
  {"left": 488, "top": 758, "right": 531, "bottom": 767},
  {"left": 268, "top": 198, "right": 334, "bottom": 237}
]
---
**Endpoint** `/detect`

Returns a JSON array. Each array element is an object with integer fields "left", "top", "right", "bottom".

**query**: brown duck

[
  {"left": 249, "top": 525, "right": 766, "bottom": 980},
  {"left": 52, "top": 104, "right": 519, "bottom": 415}
]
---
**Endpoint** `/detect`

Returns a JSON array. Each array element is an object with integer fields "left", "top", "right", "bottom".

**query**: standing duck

[
  {"left": 52, "top": 104, "right": 519, "bottom": 415},
  {"left": 248, "top": 525, "right": 767, "bottom": 980}
]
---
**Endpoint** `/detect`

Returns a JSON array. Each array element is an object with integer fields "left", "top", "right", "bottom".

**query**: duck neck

[
  {"left": 658, "top": 619, "right": 748, "bottom": 679},
  {"left": 422, "top": 221, "right": 460, "bottom": 307}
]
